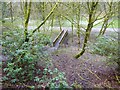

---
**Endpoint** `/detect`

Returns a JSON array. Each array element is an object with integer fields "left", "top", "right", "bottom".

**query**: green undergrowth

[
  {"left": 1, "top": 27, "right": 69, "bottom": 89},
  {"left": 88, "top": 34, "right": 119, "bottom": 69}
]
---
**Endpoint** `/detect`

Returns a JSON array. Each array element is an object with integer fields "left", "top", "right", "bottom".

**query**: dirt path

[{"left": 51, "top": 46, "right": 119, "bottom": 88}]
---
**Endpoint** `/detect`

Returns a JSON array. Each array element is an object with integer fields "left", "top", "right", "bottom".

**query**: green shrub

[
  {"left": 1, "top": 28, "right": 69, "bottom": 89},
  {"left": 34, "top": 68, "right": 69, "bottom": 89},
  {"left": 32, "top": 32, "right": 52, "bottom": 46},
  {"left": 1, "top": 28, "right": 51, "bottom": 83},
  {"left": 89, "top": 35, "right": 119, "bottom": 68}
]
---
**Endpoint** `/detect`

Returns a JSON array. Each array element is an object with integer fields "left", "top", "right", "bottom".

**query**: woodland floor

[
  {"left": 50, "top": 31, "right": 120, "bottom": 89},
  {"left": 51, "top": 46, "right": 119, "bottom": 88},
  {"left": 0, "top": 30, "right": 120, "bottom": 89}
]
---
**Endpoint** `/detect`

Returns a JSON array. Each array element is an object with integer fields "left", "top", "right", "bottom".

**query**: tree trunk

[
  {"left": 58, "top": 15, "right": 62, "bottom": 31},
  {"left": 51, "top": 13, "right": 54, "bottom": 31},
  {"left": 1, "top": 2, "right": 6, "bottom": 33},
  {"left": 71, "top": 22, "right": 74, "bottom": 42},
  {"left": 10, "top": 2, "right": 13, "bottom": 23},
  {"left": 71, "top": 3, "right": 74, "bottom": 43},
  {"left": 50, "top": 3, "right": 54, "bottom": 36},
  {"left": 75, "top": 23, "right": 93, "bottom": 58},
  {"left": 31, "top": 2, "right": 58, "bottom": 36},
  {"left": 98, "top": 2, "right": 113, "bottom": 37},
  {"left": 24, "top": 1, "right": 31, "bottom": 42},
  {"left": 98, "top": 21, "right": 105, "bottom": 37},
  {"left": 75, "top": 2, "right": 98, "bottom": 58},
  {"left": 50, "top": 14, "right": 54, "bottom": 36},
  {"left": 101, "top": 19, "right": 108, "bottom": 35},
  {"left": 77, "top": 3, "right": 81, "bottom": 46},
  {"left": 42, "top": 2, "right": 46, "bottom": 31}
]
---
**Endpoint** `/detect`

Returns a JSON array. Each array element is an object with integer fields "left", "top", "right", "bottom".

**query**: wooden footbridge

[
  {"left": 52, "top": 29, "right": 68, "bottom": 49},
  {"left": 43, "top": 29, "right": 68, "bottom": 52}
]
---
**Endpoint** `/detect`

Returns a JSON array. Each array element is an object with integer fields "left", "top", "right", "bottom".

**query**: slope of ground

[
  {"left": 51, "top": 46, "right": 119, "bottom": 88},
  {"left": 50, "top": 30, "right": 119, "bottom": 89}
]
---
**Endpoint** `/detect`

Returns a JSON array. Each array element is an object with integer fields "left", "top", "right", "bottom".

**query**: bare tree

[
  {"left": 98, "top": 2, "right": 118, "bottom": 37},
  {"left": 75, "top": 2, "right": 99, "bottom": 58},
  {"left": 31, "top": 2, "right": 58, "bottom": 36}
]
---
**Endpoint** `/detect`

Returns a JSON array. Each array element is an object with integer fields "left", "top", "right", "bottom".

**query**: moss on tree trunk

[{"left": 75, "top": 2, "right": 98, "bottom": 59}]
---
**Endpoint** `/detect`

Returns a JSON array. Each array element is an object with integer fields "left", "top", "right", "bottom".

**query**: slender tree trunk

[
  {"left": 50, "top": 14, "right": 54, "bottom": 36},
  {"left": 51, "top": 14, "right": 54, "bottom": 30},
  {"left": 50, "top": 3, "right": 54, "bottom": 36},
  {"left": 77, "top": 3, "right": 81, "bottom": 46},
  {"left": 101, "top": 3, "right": 112, "bottom": 35},
  {"left": 98, "top": 4, "right": 108, "bottom": 37},
  {"left": 24, "top": 1, "right": 31, "bottom": 42},
  {"left": 75, "top": 22, "right": 93, "bottom": 58},
  {"left": 2, "top": 2, "right": 6, "bottom": 33},
  {"left": 10, "top": 2, "right": 13, "bottom": 23},
  {"left": 101, "top": 20, "right": 108, "bottom": 35},
  {"left": 71, "top": 22, "right": 74, "bottom": 42},
  {"left": 58, "top": 15, "right": 62, "bottom": 31},
  {"left": 75, "top": 2, "right": 98, "bottom": 58},
  {"left": 50, "top": 3, "right": 54, "bottom": 32},
  {"left": 98, "top": 21, "right": 105, "bottom": 37},
  {"left": 31, "top": 2, "right": 58, "bottom": 35},
  {"left": 56, "top": 3, "right": 62, "bottom": 31},
  {"left": 98, "top": 15, "right": 110, "bottom": 36},
  {"left": 71, "top": 3, "right": 74, "bottom": 43},
  {"left": 42, "top": 2, "right": 45, "bottom": 31},
  {"left": 98, "top": 2, "right": 113, "bottom": 37}
]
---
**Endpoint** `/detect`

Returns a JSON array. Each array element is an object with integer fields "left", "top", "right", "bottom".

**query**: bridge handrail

[
  {"left": 53, "top": 30, "right": 64, "bottom": 46},
  {"left": 58, "top": 30, "right": 68, "bottom": 44}
]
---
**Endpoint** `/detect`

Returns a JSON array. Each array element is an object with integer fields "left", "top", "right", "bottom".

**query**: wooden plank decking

[{"left": 53, "top": 30, "right": 68, "bottom": 49}]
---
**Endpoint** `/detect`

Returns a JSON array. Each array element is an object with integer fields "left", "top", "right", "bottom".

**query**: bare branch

[{"left": 31, "top": 2, "right": 58, "bottom": 35}]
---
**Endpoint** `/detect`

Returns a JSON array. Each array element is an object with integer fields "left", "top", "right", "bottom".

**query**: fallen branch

[
  {"left": 115, "top": 72, "right": 120, "bottom": 84},
  {"left": 78, "top": 73, "right": 94, "bottom": 85},
  {"left": 86, "top": 68, "right": 101, "bottom": 80}
]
